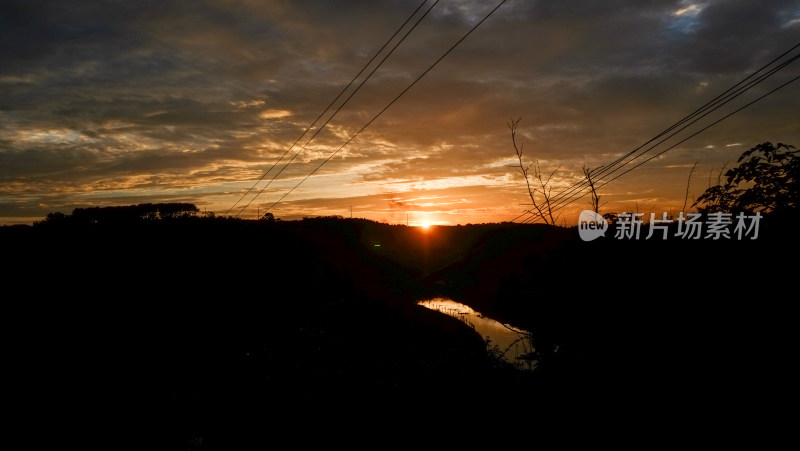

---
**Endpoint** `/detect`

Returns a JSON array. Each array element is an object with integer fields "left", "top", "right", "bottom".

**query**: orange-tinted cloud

[{"left": 1, "top": 0, "right": 799, "bottom": 224}]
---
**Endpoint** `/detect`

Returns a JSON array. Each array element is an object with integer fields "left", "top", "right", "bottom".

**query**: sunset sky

[{"left": 2, "top": 0, "right": 799, "bottom": 226}]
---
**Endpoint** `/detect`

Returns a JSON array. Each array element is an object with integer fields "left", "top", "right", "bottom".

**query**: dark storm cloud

[
  {"left": 674, "top": 0, "right": 800, "bottom": 72},
  {"left": 1, "top": 0, "right": 799, "bottom": 222}
]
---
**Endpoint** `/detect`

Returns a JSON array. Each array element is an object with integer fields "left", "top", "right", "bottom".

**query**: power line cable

[
  {"left": 516, "top": 44, "right": 800, "bottom": 223},
  {"left": 520, "top": 72, "right": 800, "bottom": 223},
  {"left": 264, "top": 0, "right": 508, "bottom": 213},
  {"left": 521, "top": 52, "right": 800, "bottom": 223},
  {"left": 595, "top": 74, "right": 800, "bottom": 193},
  {"left": 589, "top": 42, "right": 800, "bottom": 181},
  {"left": 235, "top": 0, "right": 441, "bottom": 217},
  {"left": 519, "top": 43, "right": 800, "bottom": 223},
  {"left": 225, "top": 0, "right": 431, "bottom": 216}
]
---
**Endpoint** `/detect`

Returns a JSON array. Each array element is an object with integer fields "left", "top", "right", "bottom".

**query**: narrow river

[{"left": 417, "top": 297, "right": 536, "bottom": 371}]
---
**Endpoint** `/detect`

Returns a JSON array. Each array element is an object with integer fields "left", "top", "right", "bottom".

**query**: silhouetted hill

[{"left": 3, "top": 209, "right": 798, "bottom": 444}]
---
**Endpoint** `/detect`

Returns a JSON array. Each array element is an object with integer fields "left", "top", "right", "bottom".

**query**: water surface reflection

[{"left": 418, "top": 297, "right": 536, "bottom": 371}]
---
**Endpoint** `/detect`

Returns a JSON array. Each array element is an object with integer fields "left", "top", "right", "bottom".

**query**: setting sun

[{"left": 420, "top": 222, "right": 431, "bottom": 230}]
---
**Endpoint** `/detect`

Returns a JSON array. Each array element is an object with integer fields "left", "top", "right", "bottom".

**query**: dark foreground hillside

[{"left": 3, "top": 213, "right": 798, "bottom": 444}]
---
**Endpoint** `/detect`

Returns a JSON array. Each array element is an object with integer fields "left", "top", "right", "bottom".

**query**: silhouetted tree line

[{"left": 37, "top": 202, "right": 200, "bottom": 226}]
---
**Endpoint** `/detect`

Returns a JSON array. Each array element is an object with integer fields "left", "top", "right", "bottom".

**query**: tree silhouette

[
  {"left": 694, "top": 142, "right": 799, "bottom": 215},
  {"left": 38, "top": 203, "right": 201, "bottom": 226},
  {"left": 582, "top": 165, "right": 603, "bottom": 215},
  {"left": 508, "top": 118, "right": 560, "bottom": 225}
]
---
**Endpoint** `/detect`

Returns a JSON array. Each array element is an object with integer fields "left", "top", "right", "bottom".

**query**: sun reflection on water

[{"left": 417, "top": 297, "right": 536, "bottom": 371}]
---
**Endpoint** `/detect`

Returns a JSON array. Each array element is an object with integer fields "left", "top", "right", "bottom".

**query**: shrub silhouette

[{"left": 694, "top": 142, "right": 799, "bottom": 215}]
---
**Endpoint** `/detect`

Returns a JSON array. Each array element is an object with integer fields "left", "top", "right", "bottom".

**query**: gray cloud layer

[{"left": 2, "top": 0, "right": 799, "bottom": 222}]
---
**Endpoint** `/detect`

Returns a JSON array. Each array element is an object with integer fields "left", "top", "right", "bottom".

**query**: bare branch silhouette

[
  {"left": 682, "top": 161, "right": 698, "bottom": 213},
  {"left": 583, "top": 165, "right": 603, "bottom": 214},
  {"left": 509, "top": 118, "right": 560, "bottom": 225}
]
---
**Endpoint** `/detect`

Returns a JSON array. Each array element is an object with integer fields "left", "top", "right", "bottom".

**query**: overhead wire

[
  {"left": 521, "top": 73, "right": 800, "bottom": 222},
  {"left": 516, "top": 42, "right": 800, "bottom": 223},
  {"left": 264, "top": 0, "right": 508, "bottom": 213},
  {"left": 594, "top": 74, "right": 800, "bottom": 193},
  {"left": 588, "top": 43, "right": 800, "bottom": 182},
  {"left": 519, "top": 43, "right": 800, "bottom": 223},
  {"left": 235, "top": 0, "right": 442, "bottom": 217},
  {"left": 520, "top": 53, "right": 800, "bottom": 224},
  {"left": 545, "top": 49, "right": 800, "bottom": 214},
  {"left": 225, "top": 0, "right": 431, "bottom": 216}
]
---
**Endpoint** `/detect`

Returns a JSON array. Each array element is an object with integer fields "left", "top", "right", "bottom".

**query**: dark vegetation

[
  {"left": 694, "top": 142, "right": 799, "bottom": 216},
  {"left": 3, "top": 143, "right": 798, "bottom": 444}
]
